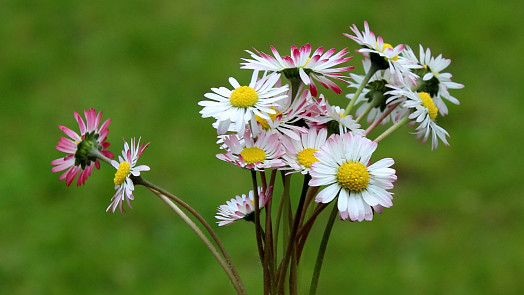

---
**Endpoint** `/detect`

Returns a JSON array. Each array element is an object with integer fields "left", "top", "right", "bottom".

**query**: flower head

[
  {"left": 107, "top": 137, "right": 150, "bottom": 213},
  {"left": 215, "top": 187, "right": 271, "bottom": 226},
  {"left": 241, "top": 44, "right": 354, "bottom": 96},
  {"left": 309, "top": 133, "right": 397, "bottom": 221},
  {"left": 198, "top": 71, "right": 288, "bottom": 135},
  {"left": 309, "top": 96, "right": 364, "bottom": 136},
  {"left": 283, "top": 128, "right": 328, "bottom": 174},
  {"left": 51, "top": 108, "right": 113, "bottom": 186}
]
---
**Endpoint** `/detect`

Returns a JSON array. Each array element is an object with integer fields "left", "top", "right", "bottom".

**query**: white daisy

[
  {"left": 107, "top": 137, "right": 150, "bottom": 213},
  {"left": 215, "top": 187, "right": 271, "bottom": 226},
  {"left": 198, "top": 70, "right": 289, "bottom": 135},
  {"left": 402, "top": 45, "right": 464, "bottom": 115},
  {"left": 309, "top": 95, "right": 364, "bottom": 135},
  {"left": 309, "top": 132, "right": 397, "bottom": 221},
  {"left": 241, "top": 44, "right": 353, "bottom": 96},
  {"left": 282, "top": 128, "right": 328, "bottom": 174}
]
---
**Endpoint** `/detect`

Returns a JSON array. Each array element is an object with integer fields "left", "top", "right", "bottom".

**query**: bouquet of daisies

[{"left": 51, "top": 21, "right": 463, "bottom": 294}]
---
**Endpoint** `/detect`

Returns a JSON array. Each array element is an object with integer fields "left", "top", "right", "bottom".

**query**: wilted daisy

[
  {"left": 215, "top": 187, "right": 271, "bottom": 226},
  {"left": 309, "top": 133, "right": 397, "bottom": 221},
  {"left": 309, "top": 96, "right": 364, "bottom": 135},
  {"left": 402, "top": 45, "right": 464, "bottom": 115},
  {"left": 51, "top": 108, "right": 113, "bottom": 186},
  {"left": 283, "top": 128, "right": 328, "bottom": 174},
  {"left": 387, "top": 86, "right": 450, "bottom": 149},
  {"left": 107, "top": 138, "right": 150, "bottom": 213},
  {"left": 241, "top": 44, "right": 354, "bottom": 96},
  {"left": 198, "top": 70, "right": 289, "bottom": 135},
  {"left": 217, "top": 129, "right": 286, "bottom": 171},
  {"left": 344, "top": 21, "right": 421, "bottom": 86}
]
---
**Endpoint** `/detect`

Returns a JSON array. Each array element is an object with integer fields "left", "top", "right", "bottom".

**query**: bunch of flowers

[{"left": 51, "top": 21, "right": 463, "bottom": 294}]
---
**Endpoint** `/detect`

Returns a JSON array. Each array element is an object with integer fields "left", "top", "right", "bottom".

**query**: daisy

[
  {"left": 107, "top": 137, "right": 150, "bottom": 213},
  {"left": 217, "top": 129, "right": 286, "bottom": 171},
  {"left": 344, "top": 21, "right": 421, "bottom": 86},
  {"left": 282, "top": 128, "right": 328, "bottom": 174},
  {"left": 402, "top": 45, "right": 464, "bottom": 115},
  {"left": 241, "top": 44, "right": 354, "bottom": 96},
  {"left": 387, "top": 86, "right": 450, "bottom": 149},
  {"left": 198, "top": 70, "right": 289, "bottom": 135},
  {"left": 309, "top": 132, "right": 397, "bottom": 221},
  {"left": 309, "top": 95, "right": 364, "bottom": 135},
  {"left": 51, "top": 108, "right": 113, "bottom": 186},
  {"left": 215, "top": 187, "right": 271, "bottom": 226}
]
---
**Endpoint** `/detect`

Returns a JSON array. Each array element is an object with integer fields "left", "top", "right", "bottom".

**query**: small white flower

[
  {"left": 215, "top": 187, "right": 271, "bottom": 226},
  {"left": 283, "top": 128, "right": 328, "bottom": 174}
]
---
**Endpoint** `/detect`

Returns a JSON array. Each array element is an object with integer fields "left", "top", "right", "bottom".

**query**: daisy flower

[
  {"left": 309, "top": 132, "right": 397, "bottom": 222},
  {"left": 344, "top": 21, "right": 421, "bottom": 86},
  {"left": 309, "top": 95, "right": 364, "bottom": 135},
  {"left": 107, "top": 138, "right": 150, "bottom": 213},
  {"left": 402, "top": 45, "right": 464, "bottom": 115},
  {"left": 215, "top": 187, "right": 271, "bottom": 226},
  {"left": 217, "top": 129, "right": 286, "bottom": 171},
  {"left": 198, "top": 70, "right": 289, "bottom": 135},
  {"left": 51, "top": 108, "right": 113, "bottom": 186},
  {"left": 283, "top": 128, "right": 328, "bottom": 174},
  {"left": 387, "top": 86, "right": 450, "bottom": 149},
  {"left": 241, "top": 44, "right": 354, "bottom": 96}
]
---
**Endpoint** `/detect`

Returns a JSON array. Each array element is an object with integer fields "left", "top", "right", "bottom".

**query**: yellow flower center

[
  {"left": 418, "top": 92, "right": 438, "bottom": 121},
  {"left": 297, "top": 148, "right": 319, "bottom": 168},
  {"left": 254, "top": 107, "right": 281, "bottom": 129},
  {"left": 114, "top": 161, "right": 131, "bottom": 185},
  {"left": 240, "top": 147, "right": 266, "bottom": 164},
  {"left": 379, "top": 42, "right": 398, "bottom": 61},
  {"left": 336, "top": 161, "right": 370, "bottom": 192},
  {"left": 230, "top": 86, "right": 259, "bottom": 108}
]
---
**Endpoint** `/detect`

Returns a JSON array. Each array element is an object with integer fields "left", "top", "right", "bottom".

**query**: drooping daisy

[
  {"left": 215, "top": 187, "right": 271, "bottom": 226},
  {"left": 344, "top": 21, "right": 421, "bottom": 86},
  {"left": 217, "top": 129, "right": 286, "bottom": 171},
  {"left": 51, "top": 108, "right": 113, "bottom": 186},
  {"left": 107, "top": 138, "right": 150, "bottom": 213},
  {"left": 282, "top": 128, "right": 328, "bottom": 174},
  {"left": 241, "top": 44, "right": 354, "bottom": 96},
  {"left": 402, "top": 45, "right": 464, "bottom": 115},
  {"left": 309, "top": 132, "right": 397, "bottom": 221},
  {"left": 198, "top": 70, "right": 289, "bottom": 135},
  {"left": 309, "top": 95, "right": 364, "bottom": 135},
  {"left": 387, "top": 86, "right": 450, "bottom": 149}
]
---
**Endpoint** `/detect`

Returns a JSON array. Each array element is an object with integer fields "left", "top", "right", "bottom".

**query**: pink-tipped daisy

[
  {"left": 217, "top": 129, "right": 286, "bottom": 171},
  {"left": 309, "top": 132, "right": 397, "bottom": 221},
  {"left": 215, "top": 187, "right": 272, "bottom": 226},
  {"left": 51, "top": 108, "right": 113, "bottom": 186},
  {"left": 344, "top": 21, "right": 421, "bottom": 86},
  {"left": 198, "top": 70, "right": 289, "bottom": 135},
  {"left": 107, "top": 137, "right": 150, "bottom": 213},
  {"left": 283, "top": 128, "right": 328, "bottom": 175},
  {"left": 402, "top": 45, "right": 464, "bottom": 115},
  {"left": 241, "top": 44, "right": 354, "bottom": 96}
]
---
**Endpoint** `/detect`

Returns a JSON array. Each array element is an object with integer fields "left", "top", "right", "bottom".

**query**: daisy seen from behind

[
  {"left": 309, "top": 132, "right": 397, "bottom": 221},
  {"left": 215, "top": 187, "right": 271, "bottom": 226},
  {"left": 198, "top": 70, "right": 289, "bottom": 135},
  {"left": 108, "top": 137, "right": 150, "bottom": 213},
  {"left": 51, "top": 108, "right": 113, "bottom": 186}
]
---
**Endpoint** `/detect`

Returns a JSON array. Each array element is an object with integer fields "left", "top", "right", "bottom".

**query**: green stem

[
  {"left": 364, "top": 102, "right": 401, "bottom": 136},
  {"left": 355, "top": 92, "right": 382, "bottom": 124},
  {"left": 309, "top": 204, "right": 338, "bottom": 295},
  {"left": 373, "top": 115, "right": 409, "bottom": 143},
  {"left": 344, "top": 64, "right": 379, "bottom": 116},
  {"left": 274, "top": 172, "right": 291, "bottom": 263},
  {"left": 251, "top": 170, "right": 269, "bottom": 294},
  {"left": 89, "top": 148, "right": 113, "bottom": 166}
]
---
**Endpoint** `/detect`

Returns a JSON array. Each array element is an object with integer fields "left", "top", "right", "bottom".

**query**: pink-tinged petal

[
  {"left": 74, "top": 111, "right": 86, "bottom": 135},
  {"left": 59, "top": 126, "right": 81, "bottom": 142}
]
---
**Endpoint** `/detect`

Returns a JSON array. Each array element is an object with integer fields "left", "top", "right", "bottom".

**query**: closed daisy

[
  {"left": 107, "top": 138, "right": 150, "bottom": 213},
  {"left": 215, "top": 187, "right": 271, "bottom": 226},
  {"left": 309, "top": 133, "right": 397, "bottom": 221},
  {"left": 198, "top": 70, "right": 288, "bottom": 135},
  {"left": 241, "top": 44, "right": 353, "bottom": 96},
  {"left": 51, "top": 108, "right": 113, "bottom": 186}
]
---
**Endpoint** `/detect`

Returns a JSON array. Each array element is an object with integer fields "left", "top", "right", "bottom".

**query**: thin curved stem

[{"left": 374, "top": 115, "right": 409, "bottom": 143}]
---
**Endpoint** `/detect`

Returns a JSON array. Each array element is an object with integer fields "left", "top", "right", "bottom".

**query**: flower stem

[
  {"left": 373, "top": 115, "right": 409, "bottom": 143},
  {"left": 251, "top": 170, "right": 268, "bottom": 294},
  {"left": 309, "top": 203, "right": 338, "bottom": 295},
  {"left": 89, "top": 148, "right": 112, "bottom": 166},
  {"left": 364, "top": 102, "right": 401, "bottom": 136},
  {"left": 344, "top": 64, "right": 379, "bottom": 116}
]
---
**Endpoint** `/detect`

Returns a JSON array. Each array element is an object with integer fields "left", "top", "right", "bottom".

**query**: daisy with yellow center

[
  {"left": 309, "top": 132, "right": 397, "bottom": 222},
  {"left": 283, "top": 128, "right": 328, "bottom": 175},
  {"left": 198, "top": 70, "right": 289, "bottom": 135},
  {"left": 215, "top": 187, "right": 271, "bottom": 226},
  {"left": 217, "top": 129, "right": 286, "bottom": 171},
  {"left": 107, "top": 137, "right": 150, "bottom": 213}
]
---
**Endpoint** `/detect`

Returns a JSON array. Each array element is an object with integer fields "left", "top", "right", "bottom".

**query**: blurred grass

[{"left": 1, "top": 0, "right": 523, "bottom": 294}]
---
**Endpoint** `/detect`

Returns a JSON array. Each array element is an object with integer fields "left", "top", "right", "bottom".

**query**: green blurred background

[{"left": 1, "top": 0, "right": 523, "bottom": 294}]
